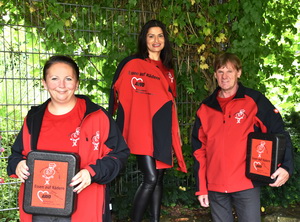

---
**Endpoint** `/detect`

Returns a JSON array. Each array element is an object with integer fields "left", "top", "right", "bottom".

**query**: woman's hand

[
  {"left": 16, "top": 160, "right": 30, "bottom": 183},
  {"left": 70, "top": 169, "right": 91, "bottom": 194}
]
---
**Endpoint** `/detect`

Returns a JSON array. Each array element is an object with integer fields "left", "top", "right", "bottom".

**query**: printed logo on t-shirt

[
  {"left": 131, "top": 77, "right": 145, "bottom": 89},
  {"left": 70, "top": 127, "right": 80, "bottom": 147},
  {"left": 234, "top": 109, "right": 247, "bottom": 123},
  {"left": 92, "top": 131, "right": 100, "bottom": 150},
  {"left": 128, "top": 70, "right": 161, "bottom": 95}
]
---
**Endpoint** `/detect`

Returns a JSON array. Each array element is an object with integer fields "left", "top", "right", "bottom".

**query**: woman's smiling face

[
  {"left": 42, "top": 62, "right": 79, "bottom": 105},
  {"left": 146, "top": 26, "right": 165, "bottom": 56}
]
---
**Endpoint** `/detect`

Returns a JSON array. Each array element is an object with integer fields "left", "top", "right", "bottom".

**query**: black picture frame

[
  {"left": 246, "top": 132, "right": 286, "bottom": 183},
  {"left": 24, "top": 150, "right": 79, "bottom": 216}
]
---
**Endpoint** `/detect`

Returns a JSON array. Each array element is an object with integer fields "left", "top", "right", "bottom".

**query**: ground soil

[
  {"left": 159, "top": 204, "right": 300, "bottom": 222},
  {"left": 113, "top": 204, "right": 300, "bottom": 221},
  {"left": 160, "top": 205, "right": 212, "bottom": 221}
]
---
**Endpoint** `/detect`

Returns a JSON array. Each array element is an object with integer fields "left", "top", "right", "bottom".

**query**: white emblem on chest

[
  {"left": 92, "top": 131, "right": 100, "bottom": 150},
  {"left": 235, "top": 109, "right": 246, "bottom": 123},
  {"left": 70, "top": 127, "right": 80, "bottom": 146}
]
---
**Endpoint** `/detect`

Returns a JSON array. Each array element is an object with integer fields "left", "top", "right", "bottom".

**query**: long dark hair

[
  {"left": 43, "top": 55, "right": 80, "bottom": 81},
  {"left": 136, "top": 20, "right": 173, "bottom": 69}
]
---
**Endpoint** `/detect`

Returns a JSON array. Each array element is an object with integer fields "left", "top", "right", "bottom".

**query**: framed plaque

[
  {"left": 246, "top": 132, "right": 285, "bottom": 183},
  {"left": 24, "top": 150, "right": 79, "bottom": 216}
]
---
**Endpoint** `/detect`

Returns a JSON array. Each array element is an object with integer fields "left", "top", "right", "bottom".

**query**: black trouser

[
  {"left": 208, "top": 187, "right": 261, "bottom": 222},
  {"left": 131, "top": 155, "right": 165, "bottom": 222}
]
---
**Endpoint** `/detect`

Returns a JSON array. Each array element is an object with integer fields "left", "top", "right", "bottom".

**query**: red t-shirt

[
  {"left": 217, "top": 92, "right": 236, "bottom": 113},
  {"left": 145, "top": 58, "right": 177, "bottom": 98},
  {"left": 37, "top": 98, "right": 86, "bottom": 153}
]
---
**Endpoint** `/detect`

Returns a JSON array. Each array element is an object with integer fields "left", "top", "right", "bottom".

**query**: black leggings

[{"left": 131, "top": 155, "right": 165, "bottom": 222}]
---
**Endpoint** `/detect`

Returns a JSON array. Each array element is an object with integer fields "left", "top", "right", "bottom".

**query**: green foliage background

[{"left": 0, "top": 0, "right": 299, "bottom": 220}]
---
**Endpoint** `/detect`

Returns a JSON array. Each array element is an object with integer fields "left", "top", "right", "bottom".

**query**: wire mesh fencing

[{"left": 0, "top": 1, "right": 197, "bottom": 218}]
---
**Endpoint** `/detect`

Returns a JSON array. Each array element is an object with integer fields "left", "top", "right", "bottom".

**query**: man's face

[{"left": 214, "top": 62, "right": 241, "bottom": 94}]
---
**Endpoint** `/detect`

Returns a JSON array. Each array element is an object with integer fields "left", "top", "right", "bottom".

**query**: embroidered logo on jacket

[
  {"left": 70, "top": 127, "right": 80, "bottom": 147},
  {"left": 234, "top": 109, "right": 247, "bottom": 123},
  {"left": 168, "top": 72, "right": 174, "bottom": 83},
  {"left": 92, "top": 131, "right": 100, "bottom": 150}
]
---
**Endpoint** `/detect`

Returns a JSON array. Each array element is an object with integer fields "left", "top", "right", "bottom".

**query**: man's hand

[
  {"left": 198, "top": 195, "right": 209, "bottom": 207},
  {"left": 269, "top": 167, "right": 289, "bottom": 187}
]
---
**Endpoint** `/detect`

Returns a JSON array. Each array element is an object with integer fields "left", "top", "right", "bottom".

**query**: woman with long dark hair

[{"left": 109, "top": 20, "right": 187, "bottom": 222}]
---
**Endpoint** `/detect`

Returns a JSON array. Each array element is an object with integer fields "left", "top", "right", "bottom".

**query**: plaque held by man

[{"left": 246, "top": 132, "right": 286, "bottom": 183}]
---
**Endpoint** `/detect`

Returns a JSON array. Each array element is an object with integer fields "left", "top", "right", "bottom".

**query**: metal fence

[{"left": 0, "top": 1, "right": 196, "bottom": 218}]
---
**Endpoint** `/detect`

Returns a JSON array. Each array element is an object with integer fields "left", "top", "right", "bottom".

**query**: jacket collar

[
  {"left": 26, "top": 95, "right": 99, "bottom": 150},
  {"left": 203, "top": 82, "right": 246, "bottom": 111}
]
